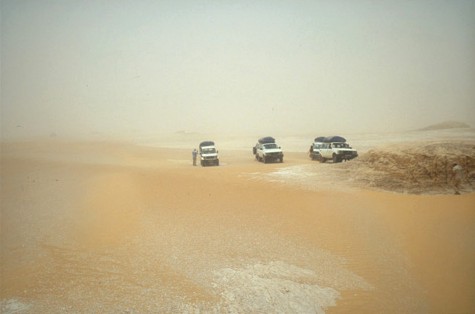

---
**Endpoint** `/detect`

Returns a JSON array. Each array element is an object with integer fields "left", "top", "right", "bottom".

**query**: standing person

[
  {"left": 192, "top": 148, "right": 198, "bottom": 166},
  {"left": 452, "top": 163, "right": 464, "bottom": 194}
]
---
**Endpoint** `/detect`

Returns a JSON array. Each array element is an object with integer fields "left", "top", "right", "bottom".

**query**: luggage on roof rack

[
  {"left": 258, "top": 137, "right": 276, "bottom": 144},
  {"left": 323, "top": 136, "right": 346, "bottom": 143},
  {"left": 199, "top": 141, "right": 215, "bottom": 148}
]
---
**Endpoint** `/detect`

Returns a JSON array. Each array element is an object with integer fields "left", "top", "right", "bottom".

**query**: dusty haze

[
  {"left": 1, "top": 1, "right": 475, "bottom": 313},
  {"left": 1, "top": 0, "right": 475, "bottom": 139}
]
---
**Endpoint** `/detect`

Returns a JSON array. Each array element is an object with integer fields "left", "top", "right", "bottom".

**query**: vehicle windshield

[
  {"left": 202, "top": 148, "right": 216, "bottom": 154},
  {"left": 264, "top": 143, "right": 278, "bottom": 149}
]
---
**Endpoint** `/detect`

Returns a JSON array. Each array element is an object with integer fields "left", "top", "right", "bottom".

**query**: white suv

[
  {"left": 253, "top": 137, "right": 284, "bottom": 163},
  {"left": 309, "top": 136, "right": 358, "bottom": 163}
]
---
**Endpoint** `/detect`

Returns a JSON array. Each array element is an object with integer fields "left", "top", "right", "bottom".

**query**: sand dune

[
  {"left": 417, "top": 120, "right": 471, "bottom": 131},
  {"left": 1, "top": 134, "right": 475, "bottom": 313}
]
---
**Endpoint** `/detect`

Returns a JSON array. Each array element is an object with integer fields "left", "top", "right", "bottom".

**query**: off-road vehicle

[
  {"left": 309, "top": 136, "right": 357, "bottom": 163},
  {"left": 253, "top": 137, "right": 284, "bottom": 163},
  {"left": 199, "top": 141, "right": 219, "bottom": 166}
]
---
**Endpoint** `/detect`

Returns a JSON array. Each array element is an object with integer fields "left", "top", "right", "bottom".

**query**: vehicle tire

[
  {"left": 332, "top": 154, "right": 340, "bottom": 163},
  {"left": 319, "top": 156, "right": 326, "bottom": 163},
  {"left": 280, "top": 157, "right": 284, "bottom": 163},
  {"left": 263, "top": 156, "right": 268, "bottom": 163}
]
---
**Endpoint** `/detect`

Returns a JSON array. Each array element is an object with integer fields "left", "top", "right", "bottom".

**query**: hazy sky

[{"left": 1, "top": 0, "right": 475, "bottom": 138}]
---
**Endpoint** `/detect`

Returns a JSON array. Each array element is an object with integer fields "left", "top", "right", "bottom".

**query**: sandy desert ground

[{"left": 1, "top": 128, "right": 475, "bottom": 313}]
